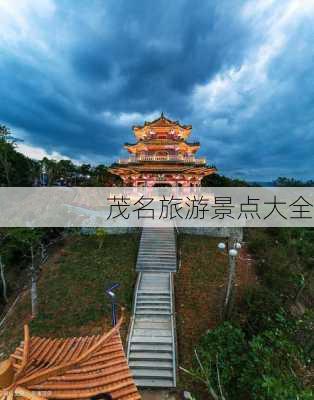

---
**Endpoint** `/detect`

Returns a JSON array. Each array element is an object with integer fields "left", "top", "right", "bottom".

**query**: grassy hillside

[
  {"left": 0, "top": 233, "right": 139, "bottom": 356},
  {"left": 175, "top": 234, "right": 256, "bottom": 398}
]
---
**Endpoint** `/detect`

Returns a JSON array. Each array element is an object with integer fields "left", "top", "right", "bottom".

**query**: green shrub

[
  {"left": 196, "top": 322, "right": 247, "bottom": 398},
  {"left": 240, "top": 286, "right": 283, "bottom": 335},
  {"left": 241, "top": 329, "right": 312, "bottom": 400},
  {"left": 192, "top": 319, "right": 313, "bottom": 400}
]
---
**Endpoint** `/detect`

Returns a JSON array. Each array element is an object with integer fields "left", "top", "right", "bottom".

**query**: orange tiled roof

[
  {"left": 1, "top": 313, "right": 141, "bottom": 400},
  {"left": 132, "top": 112, "right": 192, "bottom": 130}
]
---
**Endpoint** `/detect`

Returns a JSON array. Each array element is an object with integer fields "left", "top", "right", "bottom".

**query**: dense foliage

[
  {"left": 0, "top": 125, "right": 38, "bottom": 186},
  {"left": 0, "top": 124, "right": 122, "bottom": 187},
  {"left": 201, "top": 173, "right": 249, "bottom": 187},
  {"left": 274, "top": 177, "right": 314, "bottom": 187},
  {"left": 195, "top": 317, "right": 312, "bottom": 400}
]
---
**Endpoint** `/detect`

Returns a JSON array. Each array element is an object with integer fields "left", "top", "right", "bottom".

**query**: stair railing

[{"left": 173, "top": 221, "right": 181, "bottom": 272}]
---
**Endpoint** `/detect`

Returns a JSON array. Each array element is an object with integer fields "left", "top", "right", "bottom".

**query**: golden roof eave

[
  {"left": 109, "top": 164, "right": 216, "bottom": 176},
  {"left": 124, "top": 141, "right": 200, "bottom": 154},
  {"left": 132, "top": 113, "right": 192, "bottom": 130},
  {"left": 132, "top": 113, "right": 192, "bottom": 140},
  {"left": 1, "top": 310, "right": 141, "bottom": 400}
]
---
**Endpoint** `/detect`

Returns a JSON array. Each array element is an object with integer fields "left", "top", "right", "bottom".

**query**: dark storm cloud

[
  {"left": 67, "top": 0, "right": 251, "bottom": 114},
  {"left": 0, "top": 0, "right": 314, "bottom": 179}
]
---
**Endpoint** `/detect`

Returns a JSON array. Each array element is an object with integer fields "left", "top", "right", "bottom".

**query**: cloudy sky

[{"left": 1, "top": 0, "right": 314, "bottom": 181}]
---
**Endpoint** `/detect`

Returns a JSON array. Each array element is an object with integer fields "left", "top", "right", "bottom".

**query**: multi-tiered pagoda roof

[{"left": 109, "top": 113, "right": 216, "bottom": 187}]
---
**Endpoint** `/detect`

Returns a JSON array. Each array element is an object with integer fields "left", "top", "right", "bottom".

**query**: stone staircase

[
  {"left": 127, "top": 227, "right": 177, "bottom": 388},
  {"left": 136, "top": 228, "right": 177, "bottom": 273}
]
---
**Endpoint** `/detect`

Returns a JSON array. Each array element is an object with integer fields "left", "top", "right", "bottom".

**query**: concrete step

[
  {"left": 135, "top": 315, "right": 171, "bottom": 322},
  {"left": 129, "top": 360, "right": 173, "bottom": 370},
  {"left": 138, "top": 251, "right": 176, "bottom": 255},
  {"left": 137, "top": 268, "right": 176, "bottom": 272},
  {"left": 141, "top": 238, "right": 175, "bottom": 241},
  {"left": 137, "top": 258, "right": 176, "bottom": 263},
  {"left": 139, "top": 250, "right": 175, "bottom": 254},
  {"left": 138, "top": 257, "right": 176, "bottom": 260},
  {"left": 132, "top": 369, "right": 173, "bottom": 379},
  {"left": 134, "top": 321, "right": 171, "bottom": 329},
  {"left": 129, "top": 360, "right": 172, "bottom": 371},
  {"left": 137, "top": 292, "right": 170, "bottom": 295},
  {"left": 141, "top": 235, "right": 175, "bottom": 238},
  {"left": 139, "top": 281, "right": 169, "bottom": 287},
  {"left": 137, "top": 296, "right": 170, "bottom": 300},
  {"left": 139, "top": 283, "right": 169, "bottom": 288},
  {"left": 141, "top": 236, "right": 174, "bottom": 238},
  {"left": 137, "top": 266, "right": 176, "bottom": 272},
  {"left": 137, "top": 258, "right": 176, "bottom": 266},
  {"left": 141, "top": 279, "right": 169, "bottom": 292},
  {"left": 140, "top": 247, "right": 175, "bottom": 250},
  {"left": 129, "top": 352, "right": 173, "bottom": 361},
  {"left": 138, "top": 265, "right": 175, "bottom": 268},
  {"left": 136, "top": 305, "right": 171, "bottom": 310},
  {"left": 130, "top": 343, "right": 172, "bottom": 352},
  {"left": 140, "top": 276, "right": 170, "bottom": 281},
  {"left": 131, "top": 336, "right": 172, "bottom": 344},
  {"left": 140, "top": 290, "right": 172, "bottom": 299},
  {"left": 138, "top": 253, "right": 175, "bottom": 258},
  {"left": 138, "top": 268, "right": 175, "bottom": 271},
  {"left": 139, "top": 245, "right": 175, "bottom": 247},
  {"left": 140, "top": 275, "right": 170, "bottom": 281},
  {"left": 135, "top": 309, "right": 171, "bottom": 315},
  {"left": 137, "top": 304, "right": 171, "bottom": 309},
  {"left": 137, "top": 294, "right": 170, "bottom": 299},
  {"left": 141, "top": 241, "right": 174, "bottom": 244},
  {"left": 137, "top": 265, "right": 176, "bottom": 270},
  {"left": 138, "top": 268, "right": 176, "bottom": 272},
  {"left": 132, "top": 329, "right": 172, "bottom": 337},
  {"left": 138, "top": 254, "right": 176, "bottom": 258},
  {"left": 139, "top": 253, "right": 174, "bottom": 255},
  {"left": 140, "top": 244, "right": 175, "bottom": 248},
  {"left": 137, "top": 301, "right": 171, "bottom": 306},
  {"left": 140, "top": 278, "right": 169, "bottom": 283},
  {"left": 134, "top": 378, "right": 174, "bottom": 388},
  {"left": 136, "top": 310, "right": 171, "bottom": 316},
  {"left": 140, "top": 273, "right": 170, "bottom": 278},
  {"left": 138, "top": 290, "right": 170, "bottom": 297},
  {"left": 137, "top": 291, "right": 170, "bottom": 296}
]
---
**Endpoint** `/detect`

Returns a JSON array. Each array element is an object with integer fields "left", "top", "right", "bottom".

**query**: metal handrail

[
  {"left": 126, "top": 271, "right": 141, "bottom": 360},
  {"left": 173, "top": 221, "right": 181, "bottom": 272},
  {"left": 169, "top": 272, "right": 177, "bottom": 387}
]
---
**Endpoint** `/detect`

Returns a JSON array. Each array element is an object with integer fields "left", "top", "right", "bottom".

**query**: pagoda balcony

[
  {"left": 118, "top": 155, "right": 207, "bottom": 164},
  {"left": 124, "top": 140, "right": 200, "bottom": 146}
]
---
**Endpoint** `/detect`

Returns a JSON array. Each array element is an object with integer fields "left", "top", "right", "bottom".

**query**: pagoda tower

[{"left": 109, "top": 113, "right": 216, "bottom": 187}]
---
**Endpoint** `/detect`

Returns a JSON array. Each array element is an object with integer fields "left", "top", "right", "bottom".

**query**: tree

[
  {"left": 0, "top": 230, "right": 11, "bottom": 303},
  {"left": 79, "top": 163, "right": 91, "bottom": 176},
  {"left": 94, "top": 164, "right": 107, "bottom": 185},
  {"left": 0, "top": 125, "right": 17, "bottom": 186},
  {"left": 57, "top": 159, "right": 76, "bottom": 180},
  {"left": 274, "top": 177, "right": 314, "bottom": 187},
  {"left": 0, "top": 125, "right": 38, "bottom": 186},
  {"left": 184, "top": 320, "right": 313, "bottom": 400},
  {"left": 95, "top": 228, "right": 107, "bottom": 249},
  {"left": 202, "top": 173, "right": 249, "bottom": 187},
  {"left": 9, "top": 229, "right": 46, "bottom": 317}
]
